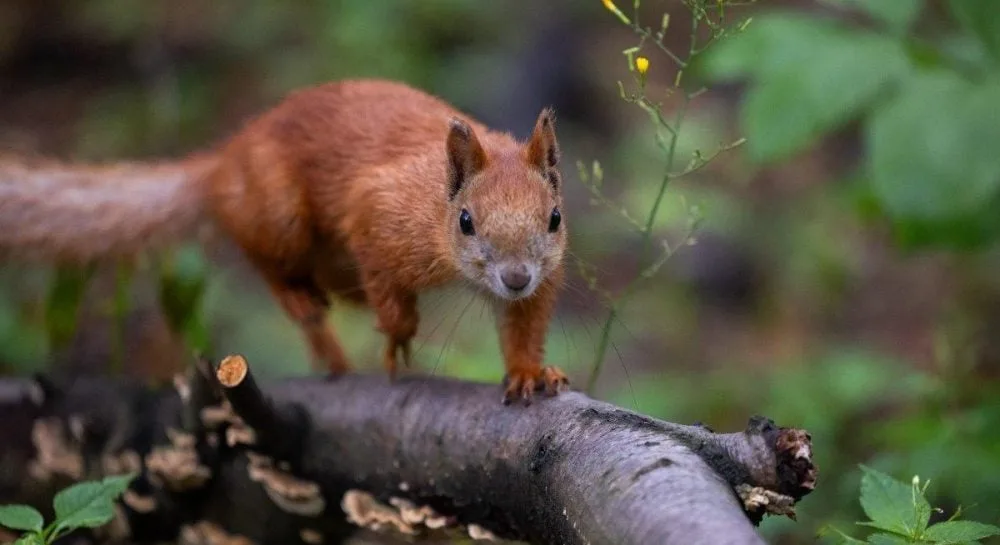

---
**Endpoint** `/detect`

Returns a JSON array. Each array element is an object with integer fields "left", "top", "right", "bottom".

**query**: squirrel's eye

[
  {"left": 548, "top": 207, "right": 561, "bottom": 233},
  {"left": 459, "top": 208, "right": 475, "bottom": 236}
]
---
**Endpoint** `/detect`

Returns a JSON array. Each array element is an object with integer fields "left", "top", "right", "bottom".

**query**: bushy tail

[{"left": 0, "top": 153, "right": 219, "bottom": 263}]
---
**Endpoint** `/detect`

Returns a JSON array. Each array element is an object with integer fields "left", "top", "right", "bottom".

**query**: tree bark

[{"left": 0, "top": 355, "right": 816, "bottom": 545}]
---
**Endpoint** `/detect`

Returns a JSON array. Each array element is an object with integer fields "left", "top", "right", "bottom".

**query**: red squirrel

[{"left": 0, "top": 79, "right": 569, "bottom": 404}]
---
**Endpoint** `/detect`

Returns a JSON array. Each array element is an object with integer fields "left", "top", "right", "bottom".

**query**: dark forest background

[{"left": 1, "top": 1, "right": 999, "bottom": 543}]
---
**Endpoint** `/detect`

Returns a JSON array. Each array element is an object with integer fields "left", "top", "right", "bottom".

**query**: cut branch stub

[
  {"left": 217, "top": 355, "right": 249, "bottom": 388},
  {"left": 211, "top": 354, "right": 306, "bottom": 463},
  {"left": 775, "top": 427, "right": 817, "bottom": 498}
]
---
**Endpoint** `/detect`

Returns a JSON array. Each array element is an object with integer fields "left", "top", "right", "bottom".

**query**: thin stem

[
  {"left": 585, "top": 186, "right": 647, "bottom": 232},
  {"left": 40, "top": 525, "right": 54, "bottom": 543},
  {"left": 586, "top": 96, "right": 688, "bottom": 393},
  {"left": 585, "top": 1, "right": 749, "bottom": 393},
  {"left": 669, "top": 137, "right": 746, "bottom": 179},
  {"left": 637, "top": 97, "right": 677, "bottom": 137},
  {"left": 688, "top": 1, "right": 700, "bottom": 57},
  {"left": 633, "top": 25, "right": 687, "bottom": 68}
]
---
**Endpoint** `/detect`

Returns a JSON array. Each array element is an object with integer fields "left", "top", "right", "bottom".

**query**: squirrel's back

[
  {"left": 206, "top": 79, "right": 504, "bottom": 277},
  {"left": 0, "top": 79, "right": 497, "bottom": 267},
  {"left": 231, "top": 79, "right": 489, "bottom": 181}
]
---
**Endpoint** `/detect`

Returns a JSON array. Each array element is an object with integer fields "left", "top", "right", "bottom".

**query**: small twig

[
  {"left": 669, "top": 137, "right": 747, "bottom": 179},
  {"left": 633, "top": 26, "right": 687, "bottom": 68}
]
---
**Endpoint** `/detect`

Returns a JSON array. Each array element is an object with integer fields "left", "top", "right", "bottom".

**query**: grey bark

[{"left": 0, "top": 356, "right": 816, "bottom": 545}]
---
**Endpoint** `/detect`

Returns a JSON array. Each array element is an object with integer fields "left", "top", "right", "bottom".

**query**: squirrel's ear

[
  {"left": 526, "top": 107, "right": 561, "bottom": 192},
  {"left": 446, "top": 118, "right": 487, "bottom": 200}
]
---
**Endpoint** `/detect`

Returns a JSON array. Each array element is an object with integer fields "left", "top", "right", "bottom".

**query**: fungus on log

[{"left": 0, "top": 354, "right": 816, "bottom": 545}]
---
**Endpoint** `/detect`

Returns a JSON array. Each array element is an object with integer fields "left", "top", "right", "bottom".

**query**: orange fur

[{"left": 0, "top": 79, "right": 569, "bottom": 403}]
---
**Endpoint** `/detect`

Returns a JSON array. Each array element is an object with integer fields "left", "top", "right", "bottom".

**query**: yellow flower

[
  {"left": 635, "top": 56, "right": 650, "bottom": 75},
  {"left": 601, "top": 0, "right": 631, "bottom": 24}
]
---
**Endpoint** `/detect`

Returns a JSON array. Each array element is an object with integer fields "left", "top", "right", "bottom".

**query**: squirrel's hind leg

[
  {"left": 265, "top": 275, "right": 351, "bottom": 376},
  {"left": 363, "top": 277, "right": 419, "bottom": 380}
]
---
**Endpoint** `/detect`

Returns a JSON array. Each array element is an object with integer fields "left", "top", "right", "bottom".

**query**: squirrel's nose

[{"left": 500, "top": 264, "right": 532, "bottom": 291}]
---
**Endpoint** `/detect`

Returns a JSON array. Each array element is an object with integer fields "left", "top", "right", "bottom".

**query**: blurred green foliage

[
  {"left": 43, "top": 266, "right": 94, "bottom": 351},
  {"left": 821, "top": 465, "right": 1000, "bottom": 544},
  {"left": 1, "top": 1, "right": 1000, "bottom": 544},
  {"left": 0, "top": 474, "right": 136, "bottom": 544},
  {"left": 157, "top": 246, "right": 211, "bottom": 355},
  {"left": 699, "top": 0, "right": 1000, "bottom": 250}
]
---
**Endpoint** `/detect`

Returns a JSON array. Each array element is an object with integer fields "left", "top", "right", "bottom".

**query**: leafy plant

[
  {"left": 698, "top": 0, "right": 1000, "bottom": 250},
  {"left": 581, "top": 0, "right": 754, "bottom": 392},
  {"left": 821, "top": 465, "right": 1000, "bottom": 544},
  {"left": 0, "top": 474, "right": 135, "bottom": 544},
  {"left": 44, "top": 266, "right": 95, "bottom": 351},
  {"left": 157, "top": 244, "right": 212, "bottom": 355}
]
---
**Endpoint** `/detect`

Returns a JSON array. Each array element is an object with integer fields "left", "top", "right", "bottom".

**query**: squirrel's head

[{"left": 445, "top": 108, "right": 566, "bottom": 301}]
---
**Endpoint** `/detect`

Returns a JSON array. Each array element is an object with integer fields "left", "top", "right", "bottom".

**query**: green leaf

[
  {"left": 739, "top": 28, "right": 908, "bottom": 162},
  {"left": 858, "top": 465, "right": 923, "bottom": 537},
  {"left": 698, "top": 13, "right": 910, "bottom": 162},
  {"left": 98, "top": 473, "right": 136, "bottom": 497},
  {"left": 819, "top": 0, "right": 925, "bottom": 32},
  {"left": 52, "top": 474, "right": 135, "bottom": 532},
  {"left": 868, "top": 72, "right": 1000, "bottom": 221},
  {"left": 15, "top": 535, "right": 44, "bottom": 545},
  {"left": 912, "top": 488, "right": 931, "bottom": 535},
  {"left": 699, "top": 13, "right": 849, "bottom": 80},
  {"left": 0, "top": 505, "right": 44, "bottom": 532},
  {"left": 865, "top": 533, "right": 911, "bottom": 545},
  {"left": 949, "top": 0, "right": 1000, "bottom": 62},
  {"left": 923, "top": 520, "right": 1000, "bottom": 544},
  {"left": 817, "top": 524, "right": 868, "bottom": 544}
]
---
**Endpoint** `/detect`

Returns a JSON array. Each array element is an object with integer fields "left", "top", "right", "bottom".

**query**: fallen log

[{"left": 0, "top": 355, "right": 816, "bottom": 545}]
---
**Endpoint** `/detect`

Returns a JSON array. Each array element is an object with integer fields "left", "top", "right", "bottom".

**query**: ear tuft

[
  {"left": 527, "top": 107, "right": 561, "bottom": 192},
  {"left": 448, "top": 118, "right": 471, "bottom": 140},
  {"left": 446, "top": 117, "right": 487, "bottom": 200}
]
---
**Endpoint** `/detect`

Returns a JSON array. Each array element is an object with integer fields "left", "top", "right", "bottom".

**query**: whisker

[
  {"left": 413, "top": 291, "right": 461, "bottom": 362},
  {"left": 610, "top": 336, "right": 637, "bottom": 410},
  {"left": 478, "top": 295, "right": 489, "bottom": 321},
  {"left": 431, "top": 292, "right": 478, "bottom": 377},
  {"left": 420, "top": 288, "right": 458, "bottom": 318},
  {"left": 556, "top": 313, "right": 576, "bottom": 371}
]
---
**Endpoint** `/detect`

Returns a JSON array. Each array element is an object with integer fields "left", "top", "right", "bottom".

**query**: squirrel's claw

[
  {"left": 541, "top": 366, "right": 570, "bottom": 395},
  {"left": 384, "top": 338, "right": 412, "bottom": 380},
  {"left": 502, "top": 366, "right": 569, "bottom": 405},
  {"left": 400, "top": 341, "right": 412, "bottom": 368}
]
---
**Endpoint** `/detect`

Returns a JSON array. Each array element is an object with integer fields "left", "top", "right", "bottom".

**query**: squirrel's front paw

[{"left": 502, "top": 366, "right": 569, "bottom": 405}]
